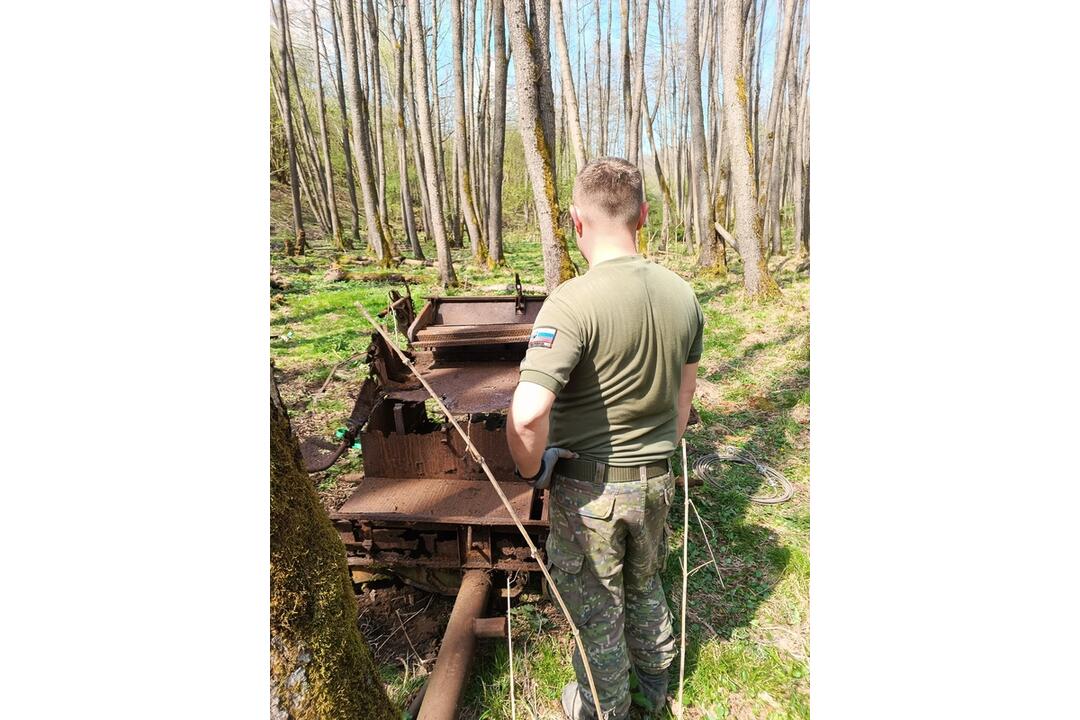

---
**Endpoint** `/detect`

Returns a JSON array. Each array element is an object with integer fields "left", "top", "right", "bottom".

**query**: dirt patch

[
  {"left": 357, "top": 582, "right": 454, "bottom": 667},
  {"left": 318, "top": 473, "right": 362, "bottom": 514}
]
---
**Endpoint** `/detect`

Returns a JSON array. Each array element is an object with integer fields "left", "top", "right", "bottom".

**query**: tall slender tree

[
  {"left": 487, "top": 0, "right": 509, "bottom": 266},
  {"left": 721, "top": 0, "right": 780, "bottom": 298},
  {"left": 687, "top": 0, "right": 721, "bottom": 271},
  {"left": 310, "top": 0, "right": 344, "bottom": 251},
  {"left": 329, "top": 0, "right": 361, "bottom": 247},
  {"left": 551, "top": 0, "right": 587, "bottom": 172},
  {"left": 364, "top": 0, "right": 391, "bottom": 229},
  {"left": 391, "top": 0, "right": 423, "bottom": 259},
  {"left": 339, "top": 0, "right": 394, "bottom": 264},
  {"left": 277, "top": 0, "right": 306, "bottom": 256},
  {"left": 407, "top": 0, "right": 458, "bottom": 285},
  {"left": 451, "top": 0, "right": 487, "bottom": 264},
  {"left": 506, "top": 0, "right": 575, "bottom": 290},
  {"left": 626, "top": 0, "right": 649, "bottom": 168}
]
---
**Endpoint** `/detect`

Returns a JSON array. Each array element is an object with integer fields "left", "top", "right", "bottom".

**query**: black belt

[{"left": 554, "top": 457, "right": 670, "bottom": 483}]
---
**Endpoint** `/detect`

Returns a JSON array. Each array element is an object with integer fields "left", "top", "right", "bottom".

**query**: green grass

[{"left": 271, "top": 234, "right": 810, "bottom": 719}]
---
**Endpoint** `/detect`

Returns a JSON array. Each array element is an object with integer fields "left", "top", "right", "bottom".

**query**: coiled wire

[{"left": 691, "top": 445, "right": 795, "bottom": 505}]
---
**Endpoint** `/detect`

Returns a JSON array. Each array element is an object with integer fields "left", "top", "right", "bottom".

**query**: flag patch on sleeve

[{"left": 528, "top": 326, "right": 558, "bottom": 349}]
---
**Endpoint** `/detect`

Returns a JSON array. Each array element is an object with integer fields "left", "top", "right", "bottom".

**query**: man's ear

[
  {"left": 636, "top": 201, "right": 649, "bottom": 231},
  {"left": 569, "top": 205, "right": 583, "bottom": 237}
]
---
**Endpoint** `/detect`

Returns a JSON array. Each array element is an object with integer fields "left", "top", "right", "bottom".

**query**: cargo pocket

[{"left": 545, "top": 507, "right": 586, "bottom": 620}]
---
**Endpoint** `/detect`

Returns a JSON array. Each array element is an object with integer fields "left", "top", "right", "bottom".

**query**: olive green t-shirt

[{"left": 519, "top": 254, "right": 704, "bottom": 466}]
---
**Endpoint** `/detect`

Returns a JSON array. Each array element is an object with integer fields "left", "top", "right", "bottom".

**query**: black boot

[{"left": 561, "top": 682, "right": 598, "bottom": 720}]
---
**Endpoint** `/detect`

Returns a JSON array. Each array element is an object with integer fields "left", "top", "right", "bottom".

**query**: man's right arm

[{"left": 676, "top": 362, "right": 698, "bottom": 442}]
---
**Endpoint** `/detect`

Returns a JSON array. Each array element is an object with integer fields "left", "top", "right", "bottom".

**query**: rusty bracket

[{"left": 513, "top": 273, "right": 526, "bottom": 315}]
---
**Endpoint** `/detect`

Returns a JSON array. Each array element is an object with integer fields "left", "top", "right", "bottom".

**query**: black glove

[{"left": 518, "top": 447, "right": 578, "bottom": 489}]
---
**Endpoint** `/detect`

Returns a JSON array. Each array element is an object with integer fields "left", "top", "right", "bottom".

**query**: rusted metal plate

[
  {"left": 429, "top": 296, "right": 545, "bottom": 325},
  {"left": 361, "top": 417, "right": 516, "bottom": 479},
  {"left": 335, "top": 476, "right": 544, "bottom": 526},
  {"left": 382, "top": 361, "right": 522, "bottom": 414},
  {"left": 414, "top": 323, "right": 533, "bottom": 349}
]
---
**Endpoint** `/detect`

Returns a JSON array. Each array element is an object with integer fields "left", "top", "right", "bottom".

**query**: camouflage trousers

[{"left": 546, "top": 466, "right": 678, "bottom": 720}]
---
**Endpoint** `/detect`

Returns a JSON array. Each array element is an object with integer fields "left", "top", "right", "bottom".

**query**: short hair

[{"left": 572, "top": 156, "right": 644, "bottom": 226}]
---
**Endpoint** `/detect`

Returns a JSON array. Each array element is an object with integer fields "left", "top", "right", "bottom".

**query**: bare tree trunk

[
  {"left": 364, "top": 0, "right": 391, "bottom": 230},
  {"left": 408, "top": 0, "right": 458, "bottom": 285},
  {"left": 281, "top": 6, "right": 333, "bottom": 236},
  {"left": 330, "top": 0, "right": 361, "bottom": 248},
  {"left": 339, "top": 0, "right": 394, "bottom": 264},
  {"left": 618, "top": 0, "right": 631, "bottom": 154},
  {"left": 391, "top": 0, "right": 423, "bottom": 259},
  {"left": 270, "top": 371, "right": 396, "bottom": 720},
  {"left": 311, "top": 0, "right": 344, "bottom": 251},
  {"left": 277, "top": 0, "right": 306, "bottom": 256},
  {"left": 795, "top": 42, "right": 809, "bottom": 259},
  {"left": 721, "top": 0, "right": 780, "bottom": 299},
  {"left": 759, "top": 0, "right": 797, "bottom": 227},
  {"left": 551, "top": 0, "right": 587, "bottom": 173},
  {"left": 451, "top": 0, "right": 488, "bottom": 264},
  {"left": 626, "top": 0, "right": 649, "bottom": 168},
  {"left": 506, "top": 0, "right": 575, "bottom": 290},
  {"left": 687, "top": 0, "right": 721, "bottom": 271},
  {"left": 595, "top": 0, "right": 605, "bottom": 156},
  {"left": 429, "top": 0, "right": 456, "bottom": 247},
  {"left": 405, "top": 22, "right": 435, "bottom": 246},
  {"left": 487, "top": 0, "right": 509, "bottom": 266}
]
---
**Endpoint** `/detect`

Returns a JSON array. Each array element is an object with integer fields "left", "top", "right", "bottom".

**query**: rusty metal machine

[{"left": 311, "top": 280, "right": 549, "bottom": 720}]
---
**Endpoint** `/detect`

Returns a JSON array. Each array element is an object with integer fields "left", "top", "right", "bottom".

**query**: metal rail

[{"left": 417, "top": 570, "right": 492, "bottom": 720}]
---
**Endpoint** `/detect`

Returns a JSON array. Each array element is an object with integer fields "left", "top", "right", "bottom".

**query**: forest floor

[{"left": 271, "top": 233, "right": 810, "bottom": 720}]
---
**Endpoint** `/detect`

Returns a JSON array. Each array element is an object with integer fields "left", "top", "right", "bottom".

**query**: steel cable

[{"left": 691, "top": 445, "right": 795, "bottom": 504}]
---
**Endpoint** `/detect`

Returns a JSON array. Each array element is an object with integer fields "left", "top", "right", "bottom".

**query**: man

[{"left": 507, "top": 157, "right": 704, "bottom": 720}]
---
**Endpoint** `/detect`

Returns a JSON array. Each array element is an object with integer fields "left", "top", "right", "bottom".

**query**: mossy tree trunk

[
  {"left": 270, "top": 370, "right": 396, "bottom": 720},
  {"left": 721, "top": 0, "right": 781, "bottom": 299},
  {"left": 506, "top": 0, "right": 575, "bottom": 291}
]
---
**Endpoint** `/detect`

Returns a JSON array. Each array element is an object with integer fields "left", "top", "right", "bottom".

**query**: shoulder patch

[{"left": 528, "top": 326, "right": 558, "bottom": 349}]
